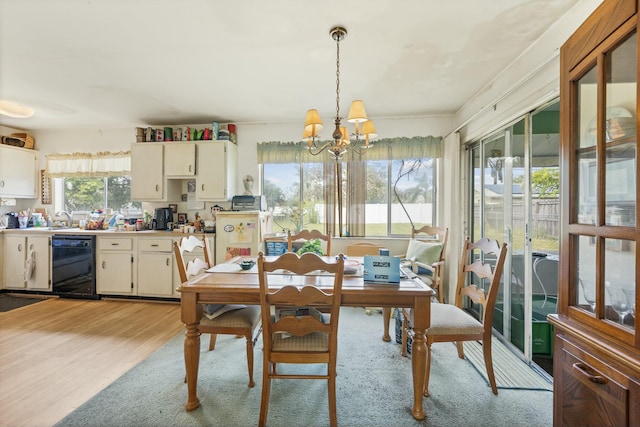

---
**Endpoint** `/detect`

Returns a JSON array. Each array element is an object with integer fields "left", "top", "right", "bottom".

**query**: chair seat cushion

[
  {"left": 201, "top": 305, "right": 261, "bottom": 329},
  {"left": 427, "top": 303, "right": 483, "bottom": 336},
  {"left": 272, "top": 332, "right": 329, "bottom": 352}
]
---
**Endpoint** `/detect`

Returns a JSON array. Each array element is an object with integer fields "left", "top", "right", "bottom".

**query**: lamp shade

[
  {"left": 304, "top": 109, "right": 324, "bottom": 134},
  {"left": 347, "top": 100, "right": 368, "bottom": 123},
  {"left": 340, "top": 126, "right": 350, "bottom": 145},
  {"left": 361, "top": 120, "right": 377, "bottom": 139}
]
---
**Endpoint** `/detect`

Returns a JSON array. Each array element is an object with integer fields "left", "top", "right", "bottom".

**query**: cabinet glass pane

[
  {"left": 605, "top": 32, "right": 637, "bottom": 227},
  {"left": 604, "top": 238, "right": 636, "bottom": 329},
  {"left": 575, "top": 235, "right": 597, "bottom": 313},
  {"left": 577, "top": 67, "right": 598, "bottom": 224}
]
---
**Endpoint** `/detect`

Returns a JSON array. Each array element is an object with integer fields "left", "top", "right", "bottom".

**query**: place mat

[{"left": 463, "top": 336, "right": 553, "bottom": 391}]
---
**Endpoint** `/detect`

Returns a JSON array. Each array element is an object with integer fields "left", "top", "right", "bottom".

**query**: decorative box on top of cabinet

[
  {"left": 0, "top": 144, "right": 38, "bottom": 198},
  {"left": 550, "top": 0, "right": 640, "bottom": 426}
]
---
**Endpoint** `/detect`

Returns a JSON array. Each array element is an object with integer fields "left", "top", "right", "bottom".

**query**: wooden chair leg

[
  {"left": 401, "top": 309, "right": 409, "bottom": 357},
  {"left": 482, "top": 338, "right": 498, "bottom": 395},
  {"left": 208, "top": 333, "right": 217, "bottom": 351},
  {"left": 258, "top": 361, "right": 272, "bottom": 427},
  {"left": 328, "top": 371, "right": 337, "bottom": 427},
  {"left": 456, "top": 341, "right": 465, "bottom": 359},
  {"left": 245, "top": 333, "right": 255, "bottom": 387},
  {"left": 423, "top": 342, "right": 432, "bottom": 397},
  {"left": 382, "top": 307, "right": 392, "bottom": 341}
]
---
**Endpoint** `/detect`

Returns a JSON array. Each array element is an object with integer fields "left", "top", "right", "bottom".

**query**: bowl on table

[{"left": 240, "top": 260, "right": 255, "bottom": 270}]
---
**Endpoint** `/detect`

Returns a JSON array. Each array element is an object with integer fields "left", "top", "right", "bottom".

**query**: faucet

[{"left": 56, "top": 211, "right": 73, "bottom": 228}]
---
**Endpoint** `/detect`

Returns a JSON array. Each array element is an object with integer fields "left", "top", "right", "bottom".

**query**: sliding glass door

[{"left": 468, "top": 100, "right": 559, "bottom": 364}]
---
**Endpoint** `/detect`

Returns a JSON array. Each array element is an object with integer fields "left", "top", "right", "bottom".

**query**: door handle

[{"left": 102, "top": 261, "right": 106, "bottom": 269}]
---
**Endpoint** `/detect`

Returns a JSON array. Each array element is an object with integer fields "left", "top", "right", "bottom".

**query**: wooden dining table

[{"left": 177, "top": 256, "right": 434, "bottom": 420}]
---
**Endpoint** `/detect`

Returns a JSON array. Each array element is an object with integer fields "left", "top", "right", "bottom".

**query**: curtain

[
  {"left": 257, "top": 136, "right": 443, "bottom": 164},
  {"left": 45, "top": 151, "right": 131, "bottom": 178}
]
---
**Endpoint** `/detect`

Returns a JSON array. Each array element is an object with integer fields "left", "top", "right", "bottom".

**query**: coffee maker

[{"left": 152, "top": 207, "right": 173, "bottom": 230}]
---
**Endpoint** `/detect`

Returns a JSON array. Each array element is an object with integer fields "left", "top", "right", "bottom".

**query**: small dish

[{"left": 240, "top": 260, "right": 255, "bottom": 270}]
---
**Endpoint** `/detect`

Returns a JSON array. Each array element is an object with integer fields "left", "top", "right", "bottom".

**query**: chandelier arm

[{"left": 306, "top": 140, "right": 335, "bottom": 156}]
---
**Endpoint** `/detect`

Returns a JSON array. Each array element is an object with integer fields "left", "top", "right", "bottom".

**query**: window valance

[
  {"left": 257, "top": 136, "right": 443, "bottom": 164},
  {"left": 45, "top": 151, "right": 131, "bottom": 178}
]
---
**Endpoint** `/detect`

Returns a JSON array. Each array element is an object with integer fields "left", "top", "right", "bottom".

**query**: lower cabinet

[
  {"left": 3, "top": 234, "right": 51, "bottom": 291},
  {"left": 96, "top": 237, "right": 135, "bottom": 295},
  {"left": 553, "top": 332, "right": 640, "bottom": 427},
  {"left": 137, "top": 238, "right": 174, "bottom": 297}
]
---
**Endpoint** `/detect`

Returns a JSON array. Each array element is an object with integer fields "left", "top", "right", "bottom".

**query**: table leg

[
  {"left": 182, "top": 293, "right": 201, "bottom": 411},
  {"left": 382, "top": 307, "right": 391, "bottom": 342},
  {"left": 410, "top": 296, "right": 429, "bottom": 420}
]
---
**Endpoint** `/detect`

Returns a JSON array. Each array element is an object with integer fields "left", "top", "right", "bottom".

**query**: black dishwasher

[{"left": 52, "top": 235, "right": 98, "bottom": 299}]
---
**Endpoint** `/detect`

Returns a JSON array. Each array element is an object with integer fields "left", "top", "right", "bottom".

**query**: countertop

[{"left": 0, "top": 227, "right": 215, "bottom": 236}]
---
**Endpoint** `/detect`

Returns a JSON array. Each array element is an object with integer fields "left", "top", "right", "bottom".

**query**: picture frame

[
  {"left": 187, "top": 180, "right": 196, "bottom": 193},
  {"left": 177, "top": 213, "right": 187, "bottom": 224},
  {"left": 169, "top": 204, "right": 178, "bottom": 213}
]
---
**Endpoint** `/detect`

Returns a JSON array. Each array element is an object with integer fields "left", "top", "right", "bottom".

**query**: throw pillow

[{"left": 405, "top": 239, "right": 443, "bottom": 275}]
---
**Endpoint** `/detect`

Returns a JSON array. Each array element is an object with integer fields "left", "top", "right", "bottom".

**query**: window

[
  {"left": 262, "top": 156, "right": 437, "bottom": 237},
  {"left": 60, "top": 176, "right": 141, "bottom": 214}
]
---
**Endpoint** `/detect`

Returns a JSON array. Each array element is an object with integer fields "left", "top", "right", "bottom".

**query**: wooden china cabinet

[{"left": 549, "top": 0, "right": 640, "bottom": 426}]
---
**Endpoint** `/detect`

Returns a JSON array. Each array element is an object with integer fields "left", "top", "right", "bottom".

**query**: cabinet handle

[
  {"left": 0, "top": 180, "right": 4, "bottom": 187},
  {"left": 201, "top": 184, "right": 205, "bottom": 191},
  {"left": 151, "top": 244, "right": 159, "bottom": 247},
  {"left": 111, "top": 243, "right": 120, "bottom": 246},
  {"left": 18, "top": 243, "right": 22, "bottom": 251},
  {"left": 102, "top": 261, "right": 106, "bottom": 269},
  {"left": 166, "top": 258, "right": 170, "bottom": 266},
  {"left": 189, "top": 165, "right": 192, "bottom": 173},
  {"left": 572, "top": 362, "right": 608, "bottom": 384},
  {"left": 155, "top": 184, "right": 159, "bottom": 191}
]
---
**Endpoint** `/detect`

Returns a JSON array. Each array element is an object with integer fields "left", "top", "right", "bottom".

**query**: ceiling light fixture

[
  {"left": 0, "top": 100, "right": 35, "bottom": 118},
  {"left": 302, "top": 26, "right": 377, "bottom": 160}
]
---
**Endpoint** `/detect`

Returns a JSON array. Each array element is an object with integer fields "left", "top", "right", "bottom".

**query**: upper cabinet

[
  {"left": 164, "top": 142, "right": 196, "bottom": 177},
  {"left": 552, "top": 0, "right": 639, "bottom": 425},
  {"left": 196, "top": 141, "right": 237, "bottom": 201},
  {"left": 0, "top": 144, "right": 38, "bottom": 198},
  {"left": 130, "top": 143, "right": 181, "bottom": 201}
]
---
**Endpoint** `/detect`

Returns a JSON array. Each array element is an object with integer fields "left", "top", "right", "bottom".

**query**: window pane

[
  {"left": 604, "top": 238, "right": 636, "bottom": 329},
  {"left": 264, "top": 163, "right": 302, "bottom": 232},
  {"left": 365, "top": 160, "right": 388, "bottom": 237},
  {"left": 64, "top": 177, "right": 105, "bottom": 212},
  {"left": 577, "top": 66, "right": 598, "bottom": 224},
  {"left": 575, "top": 234, "right": 597, "bottom": 313},
  {"left": 301, "top": 163, "right": 325, "bottom": 232},
  {"left": 390, "top": 159, "right": 434, "bottom": 235},
  {"left": 106, "top": 176, "right": 141, "bottom": 213}
]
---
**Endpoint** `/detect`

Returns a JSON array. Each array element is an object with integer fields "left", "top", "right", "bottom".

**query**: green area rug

[{"left": 55, "top": 307, "right": 553, "bottom": 427}]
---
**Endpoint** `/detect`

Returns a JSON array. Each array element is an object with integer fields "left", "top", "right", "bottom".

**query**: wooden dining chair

[
  {"left": 173, "top": 235, "right": 261, "bottom": 387},
  {"left": 346, "top": 242, "right": 382, "bottom": 256},
  {"left": 287, "top": 229, "right": 332, "bottom": 256},
  {"left": 418, "top": 236, "right": 507, "bottom": 397},
  {"left": 257, "top": 252, "right": 345, "bottom": 427}
]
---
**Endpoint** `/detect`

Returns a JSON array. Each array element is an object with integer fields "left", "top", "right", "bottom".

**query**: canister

[
  {"left": 212, "top": 121, "right": 219, "bottom": 140},
  {"left": 155, "top": 128, "right": 164, "bottom": 142},
  {"left": 164, "top": 127, "right": 173, "bottom": 141}
]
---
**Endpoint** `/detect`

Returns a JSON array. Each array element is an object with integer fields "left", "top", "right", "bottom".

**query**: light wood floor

[{"left": 0, "top": 296, "right": 184, "bottom": 427}]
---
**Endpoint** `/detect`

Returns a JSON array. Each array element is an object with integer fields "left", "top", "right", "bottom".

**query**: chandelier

[{"left": 302, "top": 26, "right": 377, "bottom": 159}]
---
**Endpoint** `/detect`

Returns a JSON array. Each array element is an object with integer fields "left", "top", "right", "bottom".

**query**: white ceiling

[{"left": 0, "top": 0, "right": 579, "bottom": 132}]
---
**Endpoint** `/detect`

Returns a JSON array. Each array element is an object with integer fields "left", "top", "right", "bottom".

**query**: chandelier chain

[{"left": 335, "top": 33, "right": 341, "bottom": 121}]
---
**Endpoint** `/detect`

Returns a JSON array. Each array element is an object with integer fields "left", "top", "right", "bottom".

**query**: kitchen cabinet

[
  {"left": 130, "top": 143, "right": 181, "bottom": 201},
  {"left": 550, "top": 0, "right": 640, "bottom": 425},
  {"left": 96, "top": 237, "right": 136, "bottom": 295},
  {"left": 164, "top": 142, "right": 196, "bottom": 177},
  {"left": 3, "top": 234, "right": 50, "bottom": 291},
  {"left": 137, "top": 237, "right": 174, "bottom": 297},
  {"left": 0, "top": 145, "right": 38, "bottom": 198},
  {"left": 196, "top": 141, "right": 237, "bottom": 201}
]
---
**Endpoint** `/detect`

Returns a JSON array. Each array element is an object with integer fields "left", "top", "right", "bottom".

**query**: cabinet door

[
  {"left": 0, "top": 145, "right": 37, "bottom": 198},
  {"left": 138, "top": 253, "right": 174, "bottom": 297},
  {"left": 196, "top": 142, "right": 236, "bottom": 200},
  {"left": 3, "top": 235, "right": 26, "bottom": 289},
  {"left": 164, "top": 143, "right": 196, "bottom": 176},
  {"left": 26, "top": 236, "right": 51, "bottom": 291},
  {"left": 131, "top": 143, "right": 164, "bottom": 200},
  {"left": 97, "top": 252, "right": 134, "bottom": 294}
]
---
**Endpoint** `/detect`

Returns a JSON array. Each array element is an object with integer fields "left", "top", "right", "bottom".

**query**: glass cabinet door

[{"left": 571, "top": 30, "right": 637, "bottom": 336}]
